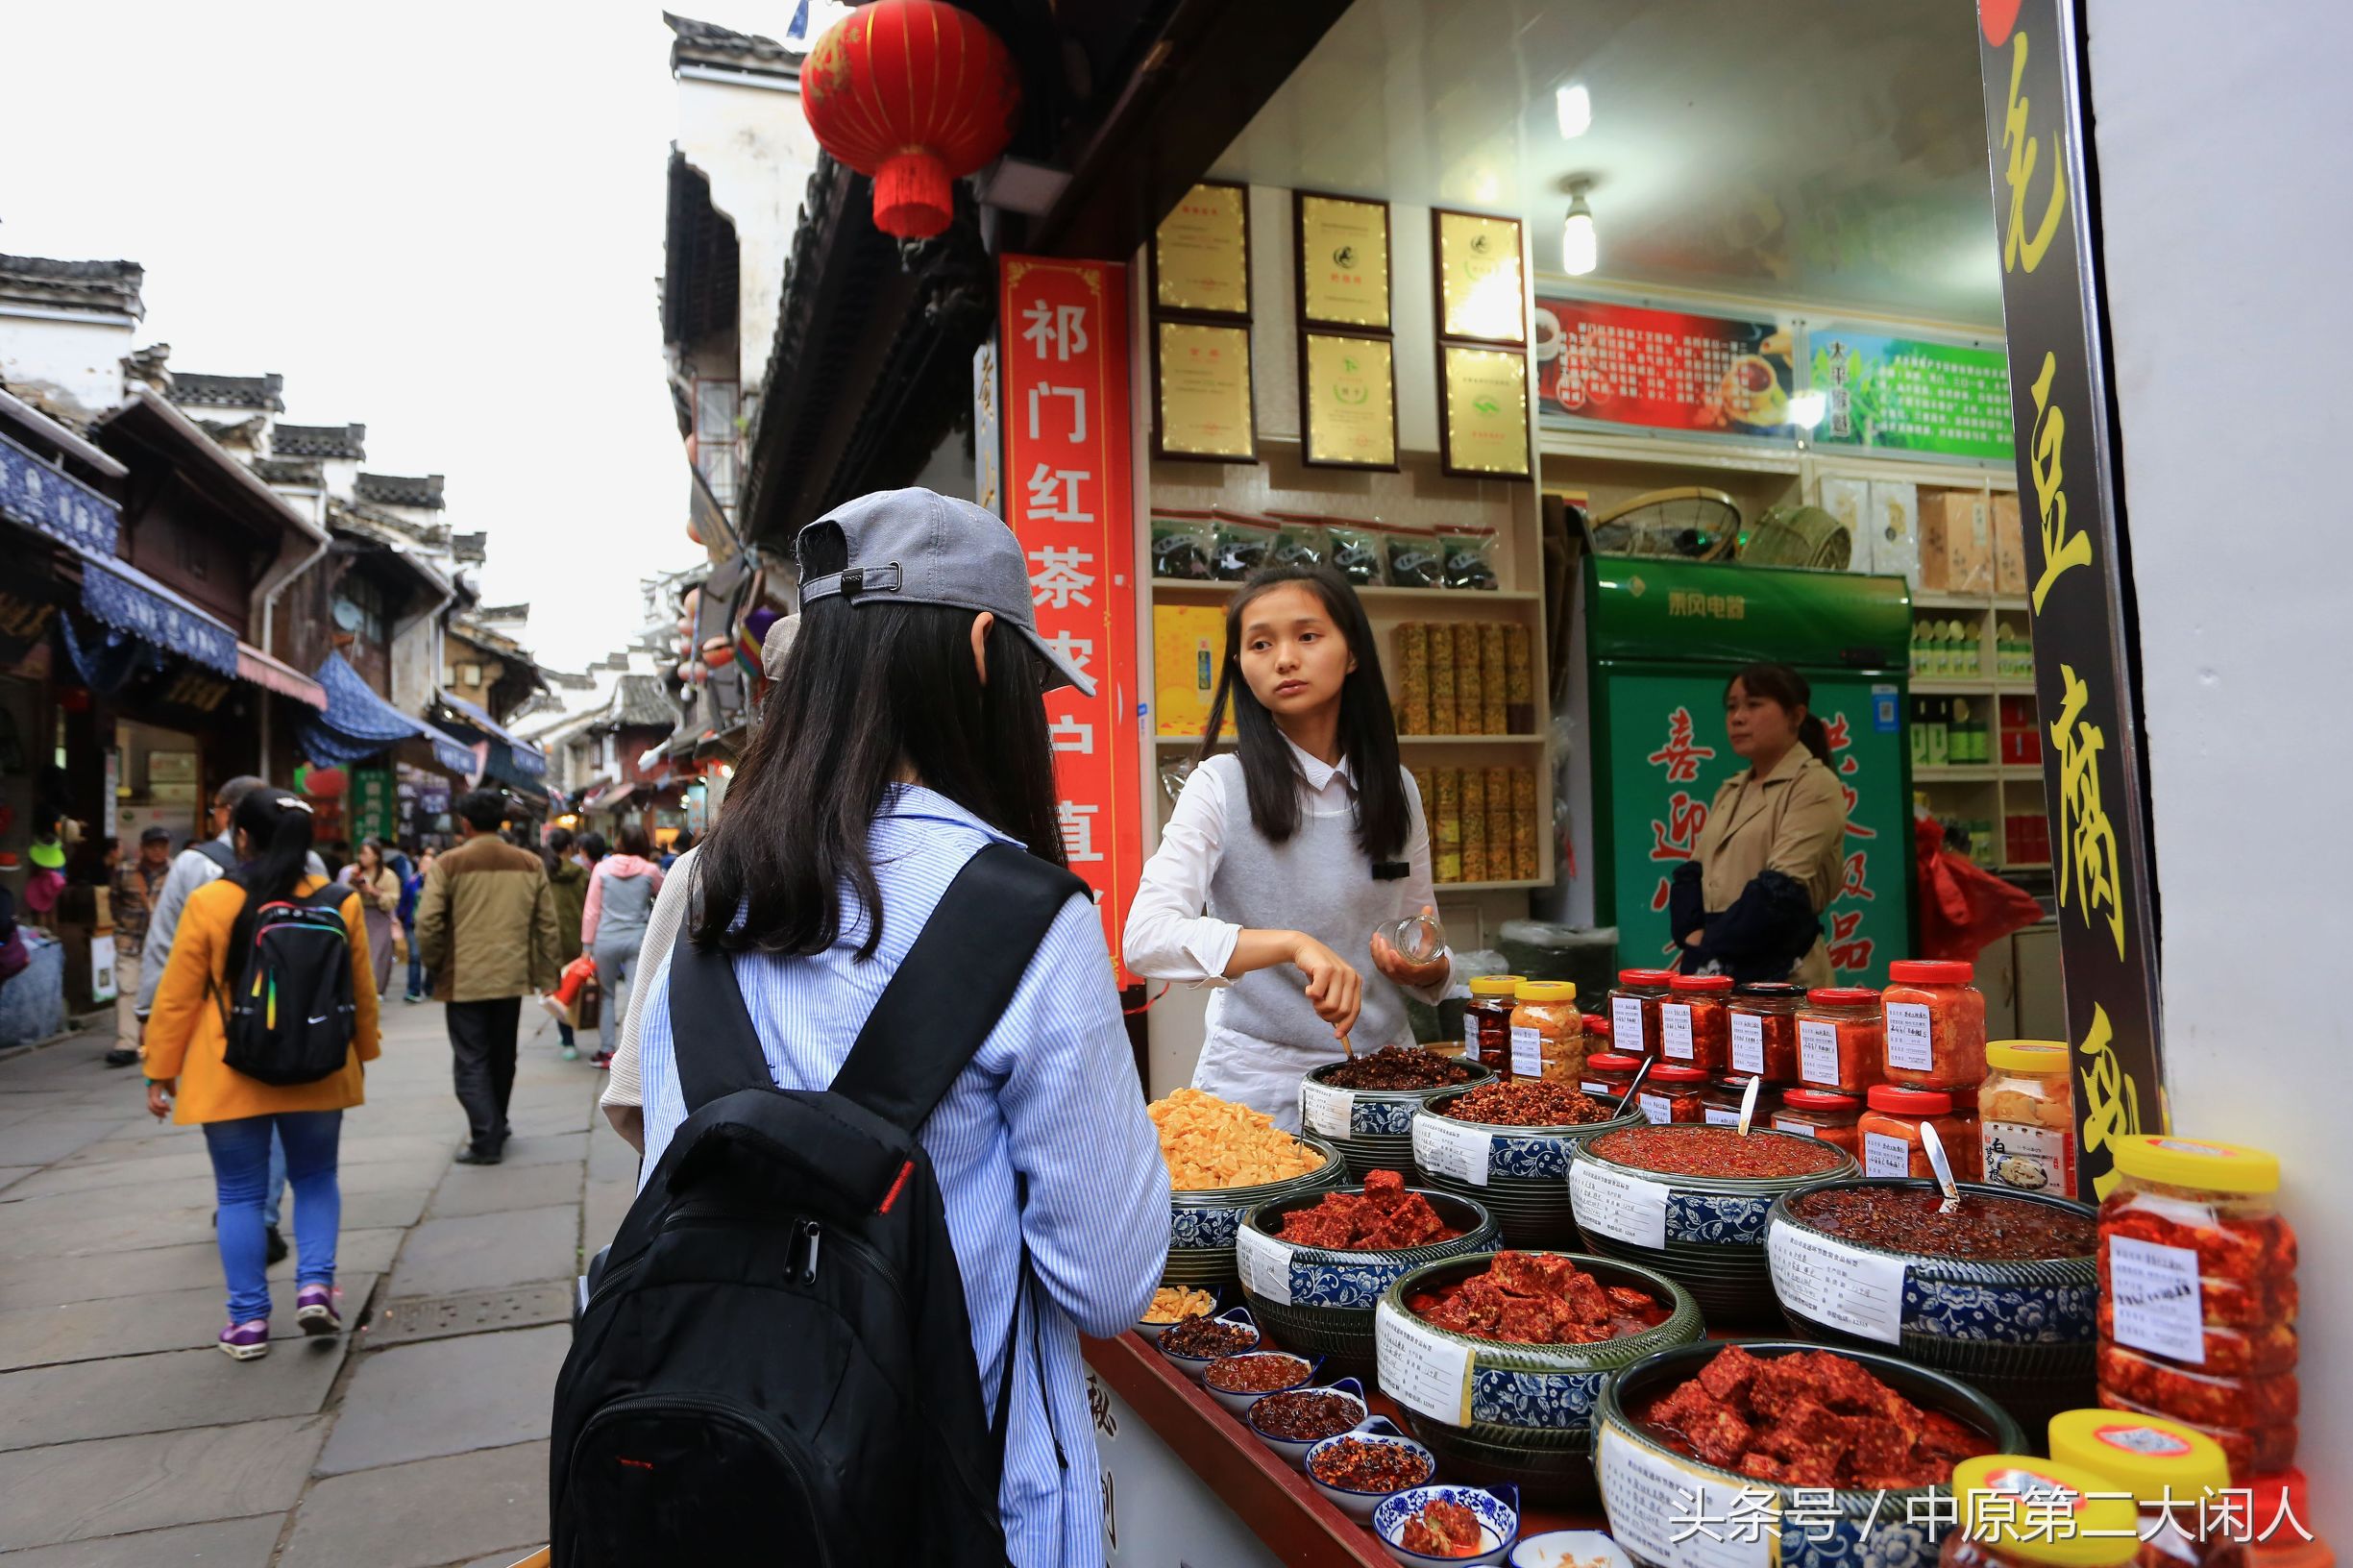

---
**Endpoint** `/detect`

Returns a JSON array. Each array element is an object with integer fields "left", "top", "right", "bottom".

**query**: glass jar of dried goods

[
  {"left": 1858, "top": 1085, "right": 1979, "bottom": 1180},
  {"left": 1882, "top": 959, "right": 1989, "bottom": 1090},
  {"left": 2047, "top": 1409, "right": 2248, "bottom": 1568},
  {"left": 1607, "top": 968, "right": 1675, "bottom": 1058},
  {"left": 1942, "top": 1456, "right": 2144, "bottom": 1568},
  {"left": 1773, "top": 1089, "right": 1865, "bottom": 1158},
  {"left": 1728, "top": 982, "right": 1805, "bottom": 1082},
  {"left": 1636, "top": 1064, "right": 1710, "bottom": 1125},
  {"left": 1463, "top": 974, "right": 1522, "bottom": 1075},
  {"left": 1509, "top": 980, "right": 1584, "bottom": 1083},
  {"left": 1579, "top": 1051, "right": 1643, "bottom": 1105},
  {"left": 1795, "top": 987, "right": 1885, "bottom": 1093},
  {"left": 1980, "top": 1040, "right": 2076, "bottom": 1197},
  {"left": 1660, "top": 973, "right": 1734, "bottom": 1073},
  {"left": 2097, "top": 1137, "right": 2298, "bottom": 1479}
]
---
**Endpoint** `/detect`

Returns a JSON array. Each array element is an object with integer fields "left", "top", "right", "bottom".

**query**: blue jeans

[
  {"left": 204, "top": 1111, "right": 341, "bottom": 1324},
  {"left": 263, "top": 1130, "right": 286, "bottom": 1232},
  {"left": 405, "top": 928, "right": 426, "bottom": 998}
]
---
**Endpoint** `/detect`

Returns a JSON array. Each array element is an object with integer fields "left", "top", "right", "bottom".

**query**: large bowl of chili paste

[
  {"left": 1166, "top": 1134, "right": 1349, "bottom": 1289},
  {"left": 1765, "top": 1179, "right": 2098, "bottom": 1430},
  {"left": 1301, "top": 1051, "right": 1499, "bottom": 1180},
  {"left": 1594, "top": 1340, "right": 2024, "bottom": 1568},
  {"left": 1410, "top": 1086, "right": 1643, "bottom": 1248},
  {"left": 1567, "top": 1125, "right": 1857, "bottom": 1323},
  {"left": 1238, "top": 1172, "right": 1500, "bottom": 1379},
  {"left": 1372, "top": 1251, "right": 1702, "bottom": 1506}
]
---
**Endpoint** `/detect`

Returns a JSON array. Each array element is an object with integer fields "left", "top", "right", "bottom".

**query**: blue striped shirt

[{"left": 637, "top": 786, "right": 1171, "bottom": 1567}]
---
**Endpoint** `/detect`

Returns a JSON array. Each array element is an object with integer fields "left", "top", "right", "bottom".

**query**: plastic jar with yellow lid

[
  {"left": 1508, "top": 980, "right": 1583, "bottom": 1083},
  {"left": 1942, "top": 1455, "right": 2144, "bottom": 1568},
  {"left": 1980, "top": 1040, "right": 2077, "bottom": 1197},
  {"left": 2047, "top": 1409, "right": 2246, "bottom": 1568}
]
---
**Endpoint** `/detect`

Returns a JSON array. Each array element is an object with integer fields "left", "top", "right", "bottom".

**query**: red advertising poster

[
  {"left": 999, "top": 256, "right": 1142, "bottom": 983},
  {"left": 1534, "top": 294, "right": 1795, "bottom": 438}
]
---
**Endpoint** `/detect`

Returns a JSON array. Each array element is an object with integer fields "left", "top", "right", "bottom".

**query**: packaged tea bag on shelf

[
  {"left": 1480, "top": 623, "right": 1508, "bottom": 735},
  {"left": 1394, "top": 623, "right": 1432, "bottom": 735}
]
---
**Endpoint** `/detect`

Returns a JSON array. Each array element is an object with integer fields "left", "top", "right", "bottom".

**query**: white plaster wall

[
  {"left": 2087, "top": 1, "right": 2349, "bottom": 1527},
  {"left": 674, "top": 70, "right": 820, "bottom": 393},
  {"left": 0, "top": 311, "right": 133, "bottom": 424}
]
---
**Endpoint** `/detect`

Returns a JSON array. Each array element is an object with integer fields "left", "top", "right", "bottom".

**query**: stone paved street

[{"left": 0, "top": 997, "right": 636, "bottom": 1565}]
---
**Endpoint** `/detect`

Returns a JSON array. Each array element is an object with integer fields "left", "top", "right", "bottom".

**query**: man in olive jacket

[{"left": 416, "top": 790, "right": 560, "bottom": 1164}]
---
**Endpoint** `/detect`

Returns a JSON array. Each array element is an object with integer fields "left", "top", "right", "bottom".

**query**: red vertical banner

[{"left": 999, "top": 256, "right": 1140, "bottom": 983}]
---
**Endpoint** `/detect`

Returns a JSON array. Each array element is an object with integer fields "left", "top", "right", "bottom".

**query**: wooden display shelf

[
  {"left": 1910, "top": 678, "right": 1996, "bottom": 696},
  {"left": 1915, "top": 764, "right": 2039, "bottom": 782},
  {"left": 1434, "top": 877, "right": 1549, "bottom": 893},
  {"left": 1150, "top": 578, "right": 1542, "bottom": 606},
  {"left": 1912, "top": 589, "right": 2032, "bottom": 613}
]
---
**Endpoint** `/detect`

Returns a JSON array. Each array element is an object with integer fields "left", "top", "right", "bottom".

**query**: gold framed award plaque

[
  {"left": 1154, "top": 320, "right": 1256, "bottom": 462},
  {"left": 1432, "top": 208, "right": 1528, "bottom": 346},
  {"left": 1295, "top": 192, "right": 1391, "bottom": 331},
  {"left": 1152, "top": 182, "right": 1251, "bottom": 318},
  {"left": 1439, "top": 344, "right": 1532, "bottom": 479},
  {"left": 1300, "top": 331, "right": 1397, "bottom": 471}
]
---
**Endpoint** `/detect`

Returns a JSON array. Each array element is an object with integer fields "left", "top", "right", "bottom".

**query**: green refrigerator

[{"left": 1582, "top": 557, "right": 1915, "bottom": 987}]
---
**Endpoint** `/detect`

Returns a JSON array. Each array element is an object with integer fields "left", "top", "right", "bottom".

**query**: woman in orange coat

[{"left": 143, "top": 791, "right": 381, "bottom": 1360}]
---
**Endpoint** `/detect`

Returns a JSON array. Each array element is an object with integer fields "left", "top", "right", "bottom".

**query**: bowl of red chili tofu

[{"left": 1591, "top": 1341, "right": 2024, "bottom": 1568}]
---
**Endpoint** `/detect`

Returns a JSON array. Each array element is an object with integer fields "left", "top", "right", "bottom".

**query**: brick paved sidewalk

[{"left": 0, "top": 995, "right": 637, "bottom": 1565}]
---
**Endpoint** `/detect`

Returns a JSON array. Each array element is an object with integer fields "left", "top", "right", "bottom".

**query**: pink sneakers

[{"left": 295, "top": 1284, "right": 342, "bottom": 1336}]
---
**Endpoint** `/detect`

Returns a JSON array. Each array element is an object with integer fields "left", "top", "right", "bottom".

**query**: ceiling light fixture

[
  {"left": 1556, "top": 83, "right": 1592, "bottom": 138},
  {"left": 1561, "top": 181, "right": 1597, "bottom": 276}
]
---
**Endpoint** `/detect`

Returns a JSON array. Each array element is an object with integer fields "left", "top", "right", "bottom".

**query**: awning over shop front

[
  {"left": 435, "top": 689, "right": 547, "bottom": 776},
  {"left": 0, "top": 429, "right": 118, "bottom": 556},
  {"left": 76, "top": 550, "right": 239, "bottom": 677},
  {"left": 236, "top": 643, "right": 328, "bottom": 710},
  {"left": 302, "top": 651, "right": 476, "bottom": 775},
  {"left": 588, "top": 779, "right": 641, "bottom": 813}
]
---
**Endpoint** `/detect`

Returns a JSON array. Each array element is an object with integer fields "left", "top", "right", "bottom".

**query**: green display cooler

[{"left": 1584, "top": 557, "right": 1915, "bottom": 987}]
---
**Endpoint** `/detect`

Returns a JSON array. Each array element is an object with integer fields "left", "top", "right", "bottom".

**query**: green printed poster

[{"left": 1809, "top": 323, "right": 2013, "bottom": 462}]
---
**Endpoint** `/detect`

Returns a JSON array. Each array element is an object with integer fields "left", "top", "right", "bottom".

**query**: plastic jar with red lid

[
  {"left": 1773, "top": 1089, "right": 1864, "bottom": 1157},
  {"left": 1794, "top": 987, "right": 1885, "bottom": 1092},
  {"left": 1660, "top": 973, "right": 1733, "bottom": 1073},
  {"left": 1608, "top": 968, "right": 1675, "bottom": 1058},
  {"left": 1882, "top": 959, "right": 1989, "bottom": 1090},
  {"left": 1579, "top": 1051, "right": 1643, "bottom": 1105},
  {"left": 1728, "top": 981, "right": 1805, "bottom": 1082},
  {"left": 1636, "top": 1064, "right": 1710, "bottom": 1125},
  {"left": 1858, "top": 1085, "right": 1981, "bottom": 1180},
  {"left": 1701, "top": 1075, "right": 1777, "bottom": 1128},
  {"left": 1581, "top": 1013, "right": 1611, "bottom": 1049},
  {"left": 2096, "top": 1136, "right": 2298, "bottom": 1479}
]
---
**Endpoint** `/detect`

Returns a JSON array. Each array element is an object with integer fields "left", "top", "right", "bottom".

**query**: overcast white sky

[{"left": 1, "top": 3, "right": 802, "bottom": 670}]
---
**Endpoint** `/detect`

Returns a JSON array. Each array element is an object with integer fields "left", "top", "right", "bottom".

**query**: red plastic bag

[{"left": 1914, "top": 816, "right": 2044, "bottom": 962}]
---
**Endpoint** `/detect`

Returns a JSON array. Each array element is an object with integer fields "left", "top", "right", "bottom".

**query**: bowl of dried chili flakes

[
  {"left": 1592, "top": 1341, "right": 2024, "bottom": 1568},
  {"left": 1237, "top": 1170, "right": 1500, "bottom": 1379},
  {"left": 1300, "top": 1050, "right": 1499, "bottom": 1180},
  {"left": 1372, "top": 1250, "right": 1702, "bottom": 1507},
  {"left": 1409, "top": 1085, "right": 1645, "bottom": 1248},
  {"left": 1764, "top": 1179, "right": 2099, "bottom": 1432}
]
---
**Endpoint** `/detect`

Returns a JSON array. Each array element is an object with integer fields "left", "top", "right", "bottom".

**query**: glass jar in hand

[{"left": 1660, "top": 973, "right": 1733, "bottom": 1073}]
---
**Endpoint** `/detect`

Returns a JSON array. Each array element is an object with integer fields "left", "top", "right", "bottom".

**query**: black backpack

[
  {"left": 549, "top": 843, "right": 1087, "bottom": 1568},
  {"left": 217, "top": 883, "right": 359, "bottom": 1086}
]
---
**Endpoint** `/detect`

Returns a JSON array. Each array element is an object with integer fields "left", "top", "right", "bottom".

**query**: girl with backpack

[
  {"left": 1122, "top": 564, "right": 1457, "bottom": 1128},
  {"left": 141, "top": 790, "right": 381, "bottom": 1360}
]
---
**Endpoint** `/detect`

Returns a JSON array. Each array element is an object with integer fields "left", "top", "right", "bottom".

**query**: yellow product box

[{"left": 1152, "top": 604, "right": 1225, "bottom": 737}]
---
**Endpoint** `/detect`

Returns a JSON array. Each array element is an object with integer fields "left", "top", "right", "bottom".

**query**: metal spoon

[
  {"left": 1735, "top": 1075, "right": 1763, "bottom": 1137},
  {"left": 1919, "top": 1120, "right": 1963, "bottom": 1213},
  {"left": 1613, "top": 1055, "right": 1655, "bottom": 1120}
]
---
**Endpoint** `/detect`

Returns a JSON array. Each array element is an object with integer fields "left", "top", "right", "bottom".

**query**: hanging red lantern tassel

[{"left": 801, "top": 1, "right": 1022, "bottom": 240}]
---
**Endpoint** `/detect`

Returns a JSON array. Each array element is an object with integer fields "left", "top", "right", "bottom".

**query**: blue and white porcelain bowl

[
  {"left": 1241, "top": 1377, "right": 1367, "bottom": 1470},
  {"left": 1764, "top": 1178, "right": 2098, "bottom": 1430},
  {"left": 1412, "top": 1096, "right": 1644, "bottom": 1247},
  {"left": 1372, "top": 1482, "right": 1521, "bottom": 1567},
  {"left": 1566, "top": 1126, "right": 1857, "bottom": 1323},
  {"left": 1201, "top": 1350, "right": 1323, "bottom": 1417},
  {"left": 1237, "top": 1186, "right": 1498, "bottom": 1380},
  {"left": 1301, "top": 1057, "right": 1498, "bottom": 1180},
  {"left": 1155, "top": 1306, "right": 1260, "bottom": 1384},
  {"left": 1166, "top": 1135, "right": 1348, "bottom": 1288},
  {"left": 1304, "top": 1416, "right": 1437, "bottom": 1524}
]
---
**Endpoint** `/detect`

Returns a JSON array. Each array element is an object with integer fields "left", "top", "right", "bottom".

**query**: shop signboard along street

[
  {"left": 1977, "top": 0, "right": 2165, "bottom": 1197},
  {"left": 1534, "top": 294, "right": 1795, "bottom": 440},
  {"left": 1808, "top": 322, "right": 2015, "bottom": 462},
  {"left": 999, "top": 255, "right": 1142, "bottom": 983}
]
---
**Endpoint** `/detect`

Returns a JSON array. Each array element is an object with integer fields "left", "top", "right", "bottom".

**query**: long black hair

[
  {"left": 1728, "top": 661, "right": 1833, "bottom": 767},
  {"left": 689, "top": 521, "right": 1066, "bottom": 957},
  {"left": 226, "top": 790, "right": 322, "bottom": 961},
  {"left": 1197, "top": 564, "right": 1409, "bottom": 862}
]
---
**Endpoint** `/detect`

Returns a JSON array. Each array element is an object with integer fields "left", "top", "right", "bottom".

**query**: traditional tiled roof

[
  {"left": 475, "top": 601, "right": 530, "bottom": 623},
  {"left": 450, "top": 531, "right": 487, "bottom": 565},
  {"left": 610, "top": 674, "right": 680, "bottom": 730},
  {"left": 252, "top": 456, "right": 325, "bottom": 487},
  {"left": 195, "top": 415, "right": 268, "bottom": 449},
  {"left": 272, "top": 422, "right": 366, "bottom": 459},
  {"left": 354, "top": 472, "right": 444, "bottom": 509},
  {"left": 166, "top": 372, "right": 284, "bottom": 411},
  {"left": 665, "top": 12, "right": 800, "bottom": 77},
  {"left": 0, "top": 255, "right": 144, "bottom": 317}
]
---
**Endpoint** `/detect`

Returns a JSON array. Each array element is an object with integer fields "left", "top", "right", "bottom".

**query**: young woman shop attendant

[
  {"left": 1668, "top": 661, "right": 1848, "bottom": 986},
  {"left": 1124, "top": 566, "right": 1454, "bottom": 1128}
]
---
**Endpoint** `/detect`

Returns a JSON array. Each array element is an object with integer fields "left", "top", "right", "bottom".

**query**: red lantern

[{"left": 801, "top": 1, "right": 1021, "bottom": 240}]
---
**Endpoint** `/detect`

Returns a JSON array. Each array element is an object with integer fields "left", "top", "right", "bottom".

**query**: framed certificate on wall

[
  {"left": 1439, "top": 343, "right": 1532, "bottom": 478},
  {"left": 1432, "top": 208, "right": 1528, "bottom": 346},
  {"left": 1300, "top": 331, "right": 1398, "bottom": 471},
  {"left": 1154, "top": 320, "right": 1257, "bottom": 461},
  {"left": 1153, "top": 182, "right": 1252, "bottom": 318},
  {"left": 1295, "top": 192, "right": 1391, "bottom": 331}
]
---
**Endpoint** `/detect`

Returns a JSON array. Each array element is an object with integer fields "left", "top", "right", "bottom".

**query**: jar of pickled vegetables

[
  {"left": 1582, "top": 1013, "right": 1611, "bottom": 1050},
  {"left": 1660, "top": 973, "right": 1733, "bottom": 1073},
  {"left": 1773, "top": 1089, "right": 1864, "bottom": 1157},
  {"left": 1981, "top": 1040, "right": 2077, "bottom": 1197},
  {"left": 1579, "top": 1051, "right": 1643, "bottom": 1104},
  {"left": 1943, "top": 1456, "right": 2143, "bottom": 1568},
  {"left": 1608, "top": 968, "right": 1675, "bottom": 1058},
  {"left": 1510, "top": 980, "right": 1584, "bottom": 1083},
  {"left": 2096, "top": 1137, "right": 2298, "bottom": 1479},
  {"left": 1702, "top": 1075, "right": 1777, "bottom": 1128},
  {"left": 1636, "top": 1064, "right": 1709, "bottom": 1125},
  {"left": 1463, "top": 974, "right": 1522, "bottom": 1075},
  {"left": 1858, "top": 1085, "right": 1981, "bottom": 1180},
  {"left": 1795, "top": 987, "right": 1885, "bottom": 1093},
  {"left": 1883, "top": 959, "right": 1989, "bottom": 1090},
  {"left": 2047, "top": 1409, "right": 2247, "bottom": 1568},
  {"left": 1728, "top": 981, "right": 1805, "bottom": 1082}
]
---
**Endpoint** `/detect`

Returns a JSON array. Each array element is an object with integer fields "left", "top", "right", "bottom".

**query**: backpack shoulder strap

[
  {"left": 667, "top": 919, "right": 776, "bottom": 1114},
  {"left": 192, "top": 839, "right": 237, "bottom": 873},
  {"left": 829, "top": 843, "right": 1088, "bottom": 1136}
]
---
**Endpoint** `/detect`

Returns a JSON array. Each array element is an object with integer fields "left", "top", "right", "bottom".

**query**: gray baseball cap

[{"left": 797, "top": 487, "right": 1095, "bottom": 698}]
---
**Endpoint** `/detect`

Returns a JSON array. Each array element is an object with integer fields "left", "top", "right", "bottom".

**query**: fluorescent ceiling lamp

[
  {"left": 1788, "top": 390, "right": 1828, "bottom": 429},
  {"left": 1561, "top": 191, "right": 1598, "bottom": 276},
  {"left": 1556, "top": 83, "right": 1592, "bottom": 138}
]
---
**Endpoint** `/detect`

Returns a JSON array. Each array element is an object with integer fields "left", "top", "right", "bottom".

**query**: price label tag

[
  {"left": 1301, "top": 1081, "right": 1356, "bottom": 1139},
  {"left": 1373, "top": 1299, "right": 1472, "bottom": 1426},
  {"left": 1768, "top": 1223, "right": 1906, "bottom": 1344},
  {"left": 1596, "top": 1425, "right": 1775, "bottom": 1568},
  {"left": 1703, "top": 1105, "right": 1742, "bottom": 1127},
  {"left": 1461, "top": 1016, "right": 1482, "bottom": 1063},
  {"left": 1660, "top": 1004, "right": 1695, "bottom": 1062},
  {"left": 1864, "top": 1131, "right": 1913, "bottom": 1178},
  {"left": 1638, "top": 1092, "right": 1673, "bottom": 1125},
  {"left": 1611, "top": 995, "right": 1646, "bottom": 1053},
  {"left": 1569, "top": 1159, "right": 1669, "bottom": 1249},
  {"left": 1235, "top": 1222, "right": 1294, "bottom": 1307},
  {"left": 1798, "top": 1019, "right": 1841, "bottom": 1087},
  {"left": 1411, "top": 1114, "right": 1492, "bottom": 1187},
  {"left": 1730, "top": 1013, "right": 1765, "bottom": 1076},
  {"left": 2106, "top": 1237, "right": 2207, "bottom": 1362},
  {"left": 1510, "top": 1025, "right": 1544, "bottom": 1078},
  {"left": 1885, "top": 1002, "right": 1933, "bottom": 1072},
  {"left": 1773, "top": 1115, "right": 1817, "bottom": 1139}
]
